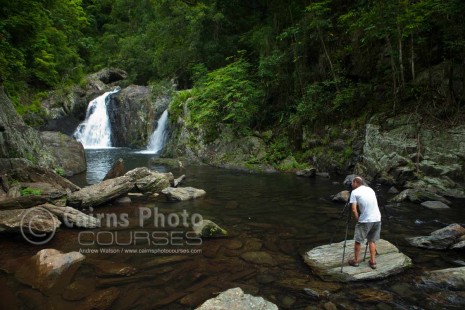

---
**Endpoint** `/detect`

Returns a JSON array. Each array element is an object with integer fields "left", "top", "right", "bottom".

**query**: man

[{"left": 347, "top": 176, "right": 381, "bottom": 269}]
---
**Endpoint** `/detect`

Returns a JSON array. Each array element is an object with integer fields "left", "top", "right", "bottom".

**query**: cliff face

[
  {"left": 359, "top": 114, "right": 465, "bottom": 198},
  {"left": 0, "top": 87, "right": 85, "bottom": 176},
  {"left": 107, "top": 85, "right": 170, "bottom": 148},
  {"left": 0, "top": 86, "right": 56, "bottom": 168}
]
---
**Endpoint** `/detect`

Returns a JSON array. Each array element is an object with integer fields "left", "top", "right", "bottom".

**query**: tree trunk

[
  {"left": 410, "top": 33, "right": 415, "bottom": 81},
  {"left": 397, "top": 23, "right": 405, "bottom": 89},
  {"left": 317, "top": 25, "right": 339, "bottom": 92},
  {"left": 386, "top": 36, "right": 398, "bottom": 106}
]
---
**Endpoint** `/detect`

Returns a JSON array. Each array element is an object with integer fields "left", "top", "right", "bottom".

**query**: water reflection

[
  {"left": 1, "top": 149, "right": 465, "bottom": 309},
  {"left": 72, "top": 148, "right": 169, "bottom": 185}
]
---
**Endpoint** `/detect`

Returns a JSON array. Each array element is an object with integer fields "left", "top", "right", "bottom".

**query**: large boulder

[
  {"left": 88, "top": 68, "right": 128, "bottom": 85},
  {"left": 406, "top": 223, "right": 465, "bottom": 250},
  {"left": 196, "top": 287, "right": 278, "bottom": 310},
  {"left": 0, "top": 87, "right": 58, "bottom": 169},
  {"left": 15, "top": 249, "right": 85, "bottom": 295},
  {"left": 40, "top": 131, "right": 86, "bottom": 176},
  {"left": 303, "top": 239, "right": 412, "bottom": 282},
  {"left": 108, "top": 85, "right": 170, "bottom": 148},
  {"left": 134, "top": 173, "right": 171, "bottom": 193}
]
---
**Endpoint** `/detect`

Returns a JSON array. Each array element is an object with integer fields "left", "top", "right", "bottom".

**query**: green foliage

[
  {"left": 188, "top": 57, "right": 264, "bottom": 141},
  {"left": 275, "top": 156, "right": 308, "bottom": 172},
  {"left": 3, "top": 0, "right": 465, "bottom": 164},
  {"left": 1, "top": 0, "right": 89, "bottom": 107},
  {"left": 20, "top": 187, "right": 42, "bottom": 197},
  {"left": 169, "top": 89, "right": 195, "bottom": 121},
  {"left": 54, "top": 167, "right": 65, "bottom": 176},
  {"left": 266, "top": 134, "right": 292, "bottom": 165}
]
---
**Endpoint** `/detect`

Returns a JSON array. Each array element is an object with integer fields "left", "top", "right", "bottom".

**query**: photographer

[{"left": 347, "top": 176, "right": 381, "bottom": 269}]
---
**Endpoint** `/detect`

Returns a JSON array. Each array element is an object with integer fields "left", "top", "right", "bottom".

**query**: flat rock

[
  {"left": 303, "top": 239, "right": 412, "bottom": 282},
  {"left": 420, "top": 201, "right": 450, "bottom": 210},
  {"left": 196, "top": 287, "right": 278, "bottom": 310},
  {"left": 0, "top": 207, "right": 61, "bottom": 234},
  {"left": 161, "top": 186, "right": 206, "bottom": 201}
]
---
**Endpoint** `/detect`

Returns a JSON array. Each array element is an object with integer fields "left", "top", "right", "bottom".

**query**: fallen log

[{"left": 173, "top": 175, "right": 186, "bottom": 187}]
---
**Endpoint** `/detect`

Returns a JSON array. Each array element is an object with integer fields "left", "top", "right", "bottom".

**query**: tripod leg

[{"left": 340, "top": 210, "right": 352, "bottom": 273}]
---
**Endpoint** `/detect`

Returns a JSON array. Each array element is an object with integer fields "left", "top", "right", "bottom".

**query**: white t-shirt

[{"left": 349, "top": 185, "right": 381, "bottom": 223}]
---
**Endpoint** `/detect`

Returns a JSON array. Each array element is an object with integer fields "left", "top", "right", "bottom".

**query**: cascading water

[
  {"left": 73, "top": 87, "right": 120, "bottom": 148},
  {"left": 145, "top": 109, "right": 169, "bottom": 154}
]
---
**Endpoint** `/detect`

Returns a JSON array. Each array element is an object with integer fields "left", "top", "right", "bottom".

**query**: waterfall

[
  {"left": 145, "top": 109, "right": 169, "bottom": 154},
  {"left": 73, "top": 87, "right": 120, "bottom": 148}
]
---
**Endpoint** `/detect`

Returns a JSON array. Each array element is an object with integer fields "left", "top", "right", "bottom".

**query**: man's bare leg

[{"left": 354, "top": 241, "right": 361, "bottom": 263}]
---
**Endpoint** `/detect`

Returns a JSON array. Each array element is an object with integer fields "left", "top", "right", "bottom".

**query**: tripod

[
  {"left": 340, "top": 198, "right": 352, "bottom": 273},
  {"left": 329, "top": 190, "right": 353, "bottom": 273}
]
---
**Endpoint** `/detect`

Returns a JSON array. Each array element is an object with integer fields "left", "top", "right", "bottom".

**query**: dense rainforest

[{"left": 2, "top": 0, "right": 465, "bottom": 168}]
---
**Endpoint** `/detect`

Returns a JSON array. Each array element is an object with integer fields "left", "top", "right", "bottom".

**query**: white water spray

[
  {"left": 145, "top": 109, "right": 169, "bottom": 154},
  {"left": 73, "top": 88, "right": 120, "bottom": 148}
]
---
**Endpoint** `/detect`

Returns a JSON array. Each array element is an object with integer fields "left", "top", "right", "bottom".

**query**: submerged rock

[
  {"left": 303, "top": 239, "right": 412, "bottom": 282},
  {"left": 240, "top": 251, "right": 278, "bottom": 267},
  {"left": 87, "top": 259, "right": 138, "bottom": 277},
  {"left": 76, "top": 287, "right": 120, "bottom": 310},
  {"left": 421, "top": 266, "right": 465, "bottom": 290},
  {"left": 196, "top": 287, "right": 278, "bottom": 310},
  {"left": 406, "top": 223, "right": 465, "bottom": 250},
  {"left": 15, "top": 249, "right": 85, "bottom": 295}
]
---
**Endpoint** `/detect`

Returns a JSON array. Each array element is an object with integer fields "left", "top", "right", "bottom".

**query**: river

[{"left": 0, "top": 148, "right": 464, "bottom": 309}]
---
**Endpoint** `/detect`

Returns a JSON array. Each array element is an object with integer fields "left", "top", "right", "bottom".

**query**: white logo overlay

[{"left": 20, "top": 207, "right": 57, "bottom": 245}]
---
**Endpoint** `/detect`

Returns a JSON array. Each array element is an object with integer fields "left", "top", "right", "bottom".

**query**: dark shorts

[{"left": 354, "top": 222, "right": 381, "bottom": 244}]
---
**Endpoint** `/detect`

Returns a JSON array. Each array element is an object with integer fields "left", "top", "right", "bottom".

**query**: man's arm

[{"left": 351, "top": 202, "right": 359, "bottom": 222}]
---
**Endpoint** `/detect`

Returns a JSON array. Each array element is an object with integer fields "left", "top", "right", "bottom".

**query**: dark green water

[{"left": 1, "top": 148, "right": 464, "bottom": 309}]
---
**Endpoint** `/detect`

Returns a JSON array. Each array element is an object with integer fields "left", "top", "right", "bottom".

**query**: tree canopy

[{"left": 2, "top": 0, "right": 465, "bottom": 139}]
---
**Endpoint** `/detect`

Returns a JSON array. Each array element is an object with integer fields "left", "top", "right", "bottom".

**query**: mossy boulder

[{"left": 193, "top": 220, "right": 227, "bottom": 238}]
